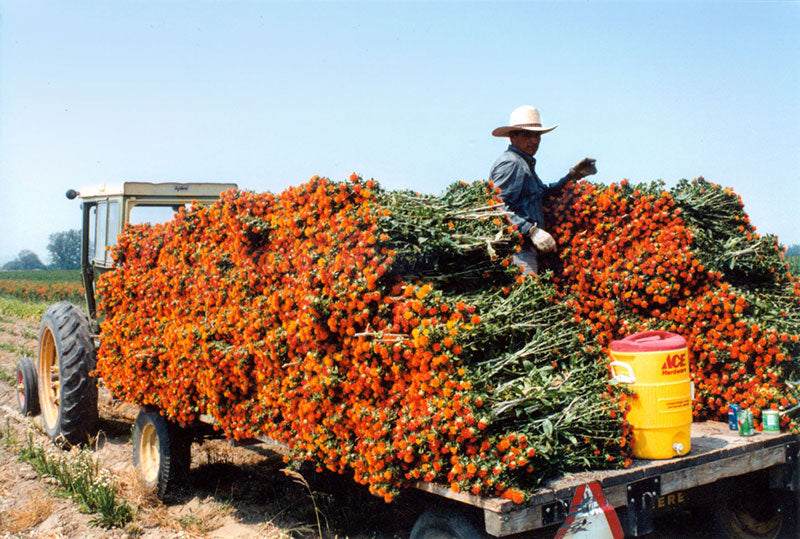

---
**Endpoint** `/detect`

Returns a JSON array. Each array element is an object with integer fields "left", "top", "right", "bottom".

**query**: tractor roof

[{"left": 77, "top": 181, "right": 238, "bottom": 199}]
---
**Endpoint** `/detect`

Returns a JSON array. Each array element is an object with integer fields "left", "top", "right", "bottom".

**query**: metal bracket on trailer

[
  {"left": 769, "top": 440, "right": 800, "bottom": 492},
  {"left": 625, "top": 476, "right": 661, "bottom": 536},
  {"left": 541, "top": 498, "right": 570, "bottom": 526},
  {"left": 784, "top": 441, "right": 800, "bottom": 491}
]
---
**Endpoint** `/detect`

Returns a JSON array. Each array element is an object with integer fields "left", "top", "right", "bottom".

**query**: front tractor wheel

[
  {"left": 37, "top": 302, "right": 98, "bottom": 446},
  {"left": 133, "top": 407, "right": 192, "bottom": 499},
  {"left": 16, "top": 356, "right": 39, "bottom": 416}
]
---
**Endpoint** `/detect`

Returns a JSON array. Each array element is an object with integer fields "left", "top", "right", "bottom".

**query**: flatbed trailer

[{"left": 411, "top": 421, "right": 800, "bottom": 537}]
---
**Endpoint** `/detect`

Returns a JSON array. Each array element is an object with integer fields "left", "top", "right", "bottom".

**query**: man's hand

[
  {"left": 529, "top": 227, "right": 556, "bottom": 253},
  {"left": 569, "top": 158, "right": 597, "bottom": 180}
]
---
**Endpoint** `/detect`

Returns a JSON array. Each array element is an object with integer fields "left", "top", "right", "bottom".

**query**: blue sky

[{"left": 1, "top": 1, "right": 798, "bottom": 264}]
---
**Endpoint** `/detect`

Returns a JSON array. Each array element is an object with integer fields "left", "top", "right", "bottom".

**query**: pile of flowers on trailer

[
  {"left": 96, "top": 173, "right": 800, "bottom": 502},
  {"left": 546, "top": 178, "right": 800, "bottom": 427}
]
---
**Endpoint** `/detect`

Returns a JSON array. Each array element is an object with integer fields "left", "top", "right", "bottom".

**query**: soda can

[
  {"left": 727, "top": 404, "right": 740, "bottom": 430},
  {"left": 739, "top": 409, "right": 754, "bottom": 436},
  {"left": 762, "top": 410, "right": 780, "bottom": 433}
]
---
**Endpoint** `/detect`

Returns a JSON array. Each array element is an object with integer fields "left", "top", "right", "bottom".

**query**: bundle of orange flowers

[
  {"left": 96, "top": 173, "right": 799, "bottom": 504},
  {"left": 96, "top": 175, "right": 631, "bottom": 503},
  {"left": 546, "top": 177, "right": 800, "bottom": 431}
]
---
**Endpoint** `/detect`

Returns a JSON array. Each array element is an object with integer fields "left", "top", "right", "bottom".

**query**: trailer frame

[{"left": 412, "top": 421, "right": 800, "bottom": 537}]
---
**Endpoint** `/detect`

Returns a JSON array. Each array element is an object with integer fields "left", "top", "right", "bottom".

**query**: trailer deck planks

[{"left": 414, "top": 421, "right": 800, "bottom": 536}]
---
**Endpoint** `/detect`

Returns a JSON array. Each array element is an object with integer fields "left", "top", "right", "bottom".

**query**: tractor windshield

[{"left": 129, "top": 204, "right": 192, "bottom": 226}]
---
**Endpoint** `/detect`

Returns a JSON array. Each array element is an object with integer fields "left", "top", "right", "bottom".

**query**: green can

[
  {"left": 762, "top": 410, "right": 780, "bottom": 433},
  {"left": 738, "top": 409, "right": 754, "bottom": 436}
]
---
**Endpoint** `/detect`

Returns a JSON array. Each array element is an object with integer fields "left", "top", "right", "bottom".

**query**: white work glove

[
  {"left": 569, "top": 157, "right": 597, "bottom": 180},
  {"left": 529, "top": 226, "right": 556, "bottom": 253}
]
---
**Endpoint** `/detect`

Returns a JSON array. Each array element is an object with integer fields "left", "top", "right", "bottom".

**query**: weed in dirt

[
  {"left": 0, "top": 341, "right": 35, "bottom": 357},
  {"left": 176, "top": 514, "right": 203, "bottom": 531},
  {"left": 0, "top": 496, "right": 55, "bottom": 534},
  {"left": 0, "top": 365, "right": 14, "bottom": 387},
  {"left": 0, "top": 322, "right": 37, "bottom": 341},
  {"left": 17, "top": 433, "right": 134, "bottom": 528},
  {"left": 124, "top": 522, "right": 145, "bottom": 538},
  {"left": 2, "top": 419, "right": 16, "bottom": 449},
  {"left": 291, "top": 466, "right": 419, "bottom": 537},
  {"left": 93, "top": 417, "right": 135, "bottom": 441},
  {"left": 121, "top": 467, "right": 161, "bottom": 511},
  {"left": 282, "top": 468, "right": 323, "bottom": 538},
  {"left": 188, "top": 452, "right": 412, "bottom": 537}
]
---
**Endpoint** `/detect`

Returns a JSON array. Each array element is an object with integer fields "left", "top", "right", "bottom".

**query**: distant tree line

[
  {"left": 787, "top": 244, "right": 800, "bottom": 257},
  {"left": 2, "top": 230, "right": 81, "bottom": 271}
]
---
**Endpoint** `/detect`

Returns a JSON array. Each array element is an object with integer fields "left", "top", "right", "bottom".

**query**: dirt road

[{"left": 0, "top": 312, "right": 413, "bottom": 538}]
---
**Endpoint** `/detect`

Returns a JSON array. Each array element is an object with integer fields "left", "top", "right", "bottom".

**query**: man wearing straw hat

[{"left": 490, "top": 105, "right": 597, "bottom": 274}]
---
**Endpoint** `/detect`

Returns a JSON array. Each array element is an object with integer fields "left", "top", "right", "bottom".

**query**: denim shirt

[{"left": 489, "top": 145, "right": 570, "bottom": 236}]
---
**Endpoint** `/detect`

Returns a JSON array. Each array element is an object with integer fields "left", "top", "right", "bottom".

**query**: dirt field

[{"left": 0, "top": 312, "right": 415, "bottom": 538}]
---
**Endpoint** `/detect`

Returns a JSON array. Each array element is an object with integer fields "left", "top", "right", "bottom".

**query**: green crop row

[
  {"left": 0, "top": 270, "right": 81, "bottom": 283},
  {"left": 787, "top": 255, "right": 800, "bottom": 277}
]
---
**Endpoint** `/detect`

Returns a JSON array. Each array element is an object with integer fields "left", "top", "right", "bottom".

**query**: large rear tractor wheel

[
  {"left": 37, "top": 302, "right": 98, "bottom": 446},
  {"left": 16, "top": 356, "right": 39, "bottom": 416},
  {"left": 133, "top": 407, "right": 192, "bottom": 500}
]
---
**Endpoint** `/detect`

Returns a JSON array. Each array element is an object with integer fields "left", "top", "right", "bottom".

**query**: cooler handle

[
  {"left": 609, "top": 361, "right": 636, "bottom": 384},
  {"left": 629, "top": 330, "right": 668, "bottom": 344}
]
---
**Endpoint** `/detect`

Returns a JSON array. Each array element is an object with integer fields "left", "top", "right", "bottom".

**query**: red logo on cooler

[{"left": 661, "top": 352, "right": 687, "bottom": 375}]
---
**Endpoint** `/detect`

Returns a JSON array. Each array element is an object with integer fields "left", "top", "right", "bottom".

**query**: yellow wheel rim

[
  {"left": 139, "top": 423, "right": 160, "bottom": 484},
  {"left": 38, "top": 328, "right": 60, "bottom": 430}
]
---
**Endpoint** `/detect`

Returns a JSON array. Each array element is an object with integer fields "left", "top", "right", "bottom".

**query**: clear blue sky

[{"left": 1, "top": 1, "right": 798, "bottom": 265}]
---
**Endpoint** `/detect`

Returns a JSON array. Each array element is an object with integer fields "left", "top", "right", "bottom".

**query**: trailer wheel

[
  {"left": 16, "top": 357, "right": 39, "bottom": 416},
  {"left": 410, "top": 506, "right": 490, "bottom": 539},
  {"left": 714, "top": 483, "right": 798, "bottom": 538},
  {"left": 133, "top": 407, "right": 192, "bottom": 499},
  {"left": 37, "top": 302, "right": 98, "bottom": 446}
]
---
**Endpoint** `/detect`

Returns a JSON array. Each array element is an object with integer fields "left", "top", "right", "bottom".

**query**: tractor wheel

[
  {"left": 133, "top": 407, "right": 193, "bottom": 500},
  {"left": 410, "top": 506, "right": 490, "bottom": 539},
  {"left": 16, "top": 357, "right": 39, "bottom": 416},
  {"left": 37, "top": 302, "right": 98, "bottom": 446}
]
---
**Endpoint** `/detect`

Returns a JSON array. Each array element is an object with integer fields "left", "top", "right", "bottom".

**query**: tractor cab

[{"left": 66, "top": 182, "right": 237, "bottom": 323}]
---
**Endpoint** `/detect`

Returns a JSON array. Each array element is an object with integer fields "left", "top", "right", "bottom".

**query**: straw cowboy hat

[{"left": 492, "top": 105, "right": 558, "bottom": 137}]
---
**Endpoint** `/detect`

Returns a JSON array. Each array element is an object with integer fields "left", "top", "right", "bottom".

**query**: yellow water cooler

[{"left": 610, "top": 331, "right": 692, "bottom": 459}]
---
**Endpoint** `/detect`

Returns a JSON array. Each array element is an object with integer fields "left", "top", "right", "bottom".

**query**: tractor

[{"left": 15, "top": 181, "right": 235, "bottom": 494}]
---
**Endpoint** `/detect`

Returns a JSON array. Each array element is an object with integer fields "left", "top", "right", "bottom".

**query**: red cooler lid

[{"left": 610, "top": 331, "right": 686, "bottom": 353}]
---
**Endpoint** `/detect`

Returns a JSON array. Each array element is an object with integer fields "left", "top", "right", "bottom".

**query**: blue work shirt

[{"left": 489, "top": 145, "right": 570, "bottom": 236}]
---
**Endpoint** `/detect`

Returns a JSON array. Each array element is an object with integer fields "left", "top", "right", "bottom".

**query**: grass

[
  {"left": 15, "top": 432, "right": 134, "bottom": 529},
  {"left": 0, "top": 496, "right": 54, "bottom": 534},
  {"left": 788, "top": 255, "right": 800, "bottom": 276},
  {"left": 0, "top": 364, "right": 14, "bottom": 386},
  {"left": 2, "top": 419, "right": 14, "bottom": 449},
  {"left": 0, "top": 341, "right": 35, "bottom": 357},
  {"left": 0, "top": 296, "right": 51, "bottom": 319},
  {"left": 0, "top": 270, "right": 82, "bottom": 283},
  {"left": 282, "top": 468, "right": 323, "bottom": 538}
]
